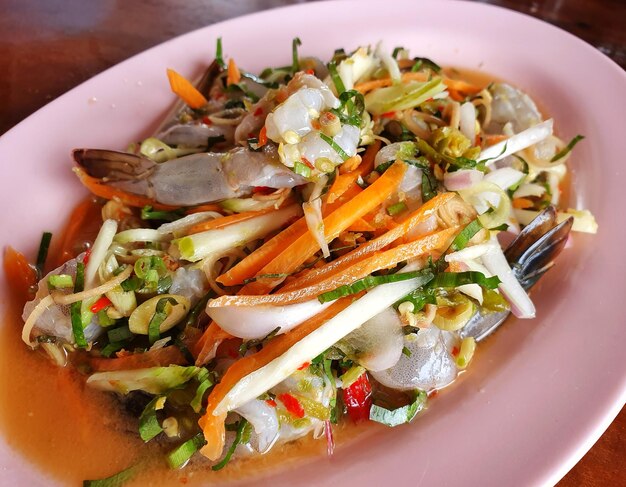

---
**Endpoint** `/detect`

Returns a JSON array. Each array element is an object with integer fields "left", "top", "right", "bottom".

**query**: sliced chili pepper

[
  {"left": 202, "top": 116, "right": 213, "bottom": 125},
  {"left": 342, "top": 372, "right": 372, "bottom": 423},
  {"left": 297, "top": 361, "right": 310, "bottom": 371},
  {"left": 265, "top": 399, "right": 277, "bottom": 408},
  {"left": 381, "top": 111, "right": 396, "bottom": 119},
  {"left": 278, "top": 393, "right": 305, "bottom": 419},
  {"left": 90, "top": 295, "right": 112, "bottom": 313},
  {"left": 301, "top": 157, "right": 315, "bottom": 169},
  {"left": 254, "top": 107, "right": 264, "bottom": 117},
  {"left": 83, "top": 248, "right": 92, "bottom": 265},
  {"left": 305, "top": 69, "right": 315, "bottom": 75},
  {"left": 258, "top": 126, "right": 268, "bottom": 147}
]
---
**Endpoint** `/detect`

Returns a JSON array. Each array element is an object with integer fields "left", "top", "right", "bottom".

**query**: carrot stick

[
  {"left": 88, "top": 346, "right": 187, "bottom": 372},
  {"left": 166, "top": 68, "right": 208, "bottom": 109},
  {"left": 198, "top": 297, "right": 352, "bottom": 460},
  {"left": 347, "top": 218, "right": 376, "bottom": 232},
  {"left": 215, "top": 217, "right": 310, "bottom": 287},
  {"left": 193, "top": 322, "right": 236, "bottom": 366},
  {"left": 354, "top": 73, "right": 483, "bottom": 97},
  {"left": 73, "top": 168, "right": 178, "bottom": 211},
  {"left": 185, "top": 204, "right": 223, "bottom": 214},
  {"left": 226, "top": 58, "right": 241, "bottom": 86},
  {"left": 239, "top": 161, "right": 407, "bottom": 295},
  {"left": 188, "top": 207, "right": 275, "bottom": 234},
  {"left": 209, "top": 227, "right": 457, "bottom": 307},
  {"left": 512, "top": 197, "right": 534, "bottom": 209},
  {"left": 357, "top": 139, "right": 382, "bottom": 177},
  {"left": 3, "top": 246, "right": 37, "bottom": 306},
  {"left": 326, "top": 171, "right": 360, "bottom": 205},
  {"left": 280, "top": 192, "right": 456, "bottom": 293}
]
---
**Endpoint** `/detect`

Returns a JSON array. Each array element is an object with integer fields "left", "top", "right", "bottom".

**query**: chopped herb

[
  {"left": 294, "top": 160, "right": 312, "bottom": 178},
  {"left": 239, "top": 326, "right": 281, "bottom": 356},
  {"left": 215, "top": 37, "right": 226, "bottom": 69},
  {"left": 291, "top": 37, "right": 302, "bottom": 73},
  {"left": 392, "top": 46, "right": 405, "bottom": 59},
  {"left": 71, "top": 262, "right": 87, "bottom": 348},
  {"left": 224, "top": 99, "right": 245, "bottom": 109},
  {"left": 100, "top": 340, "right": 128, "bottom": 357},
  {"left": 551, "top": 134, "right": 584, "bottom": 162},
  {"left": 167, "top": 433, "right": 206, "bottom": 469},
  {"left": 138, "top": 396, "right": 164, "bottom": 442},
  {"left": 411, "top": 57, "right": 441, "bottom": 73},
  {"left": 242, "top": 273, "right": 290, "bottom": 285},
  {"left": 121, "top": 276, "right": 142, "bottom": 292},
  {"left": 319, "top": 133, "right": 350, "bottom": 161},
  {"left": 83, "top": 464, "right": 138, "bottom": 486},
  {"left": 211, "top": 419, "right": 248, "bottom": 471},
  {"left": 402, "top": 346, "right": 412, "bottom": 357},
  {"left": 490, "top": 223, "right": 509, "bottom": 231},
  {"left": 35, "top": 231, "right": 52, "bottom": 279},
  {"left": 47, "top": 274, "right": 73, "bottom": 290},
  {"left": 430, "top": 271, "right": 501, "bottom": 290},
  {"left": 369, "top": 390, "right": 427, "bottom": 427},
  {"left": 448, "top": 219, "right": 482, "bottom": 253},
  {"left": 327, "top": 61, "right": 346, "bottom": 95},
  {"left": 191, "top": 377, "right": 213, "bottom": 413},
  {"left": 421, "top": 168, "right": 438, "bottom": 202},
  {"left": 140, "top": 206, "right": 184, "bottom": 222},
  {"left": 107, "top": 325, "right": 133, "bottom": 343},
  {"left": 318, "top": 269, "right": 434, "bottom": 303},
  {"left": 147, "top": 297, "right": 178, "bottom": 344},
  {"left": 387, "top": 202, "right": 408, "bottom": 216}
]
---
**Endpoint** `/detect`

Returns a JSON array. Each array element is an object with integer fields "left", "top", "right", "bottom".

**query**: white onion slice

[
  {"left": 443, "top": 169, "right": 483, "bottom": 191},
  {"left": 513, "top": 183, "right": 547, "bottom": 199},
  {"left": 207, "top": 298, "right": 332, "bottom": 340},
  {"left": 157, "top": 211, "right": 222, "bottom": 237},
  {"left": 484, "top": 167, "right": 525, "bottom": 190},
  {"left": 479, "top": 119, "right": 554, "bottom": 166},
  {"left": 214, "top": 266, "right": 424, "bottom": 415},
  {"left": 459, "top": 102, "right": 476, "bottom": 143},
  {"left": 445, "top": 242, "right": 496, "bottom": 262},
  {"left": 303, "top": 198, "right": 330, "bottom": 258},
  {"left": 85, "top": 219, "right": 118, "bottom": 290}
]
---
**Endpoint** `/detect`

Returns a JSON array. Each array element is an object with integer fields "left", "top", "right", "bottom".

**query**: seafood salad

[{"left": 5, "top": 39, "right": 597, "bottom": 483}]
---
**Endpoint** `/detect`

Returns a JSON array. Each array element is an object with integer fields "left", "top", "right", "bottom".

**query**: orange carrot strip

[
  {"left": 216, "top": 217, "right": 310, "bottom": 287},
  {"left": 239, "top": 161, "right": 408, "bottom": 295},
  {"left": 226, "top": 58, "right": 241, "bottom": 86},
  {"left": 280, "top": 192, "right": 456, "bottom": 293},
  {"left": 89, "top": 346, "right": 187, "bottom": 372},
  {"left": 166, "top": 68, "right": 208, "bottom": 109},
  {"left": 258, "top": 126, "right": 268, "bottom": 147},
  {"left": 185, "top": 204, "right": 223, "bottom": 215},
  {"left": 357, "top": 139, "right": 382, "bottom": 177},
  {"left": 326, "top": 171, "right": 360, "bottom": 205},
  {"left": 210, "top": 227, "right": 457, "bottom": 307},
  {"left": 188, "top": 207, "right": 275, "bottom": 234},
  {"left": 354, "top": 73, "right": 483, "bottom": 97},
  {"left": 73, "top": 168, "right": 178, "bottom": 211},
  {"left": 347, "top": 218, "right": 376, "bottom": 232},
  {"left": 198, "top": 297, "right": 352, "bottom": 459},
  {"left": 3, "top": 246, "right": 37, "bottom": 306},
  {"left": 513, "top": 197, "right": 534, "bottom": 209},
  {"left": 194, "top": 322, "right": 235, "bottom": 366}
]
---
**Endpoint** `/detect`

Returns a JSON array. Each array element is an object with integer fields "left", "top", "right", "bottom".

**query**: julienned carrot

[
  {"left": 209, "top": 227, "right": 457, "bottom": 307},
  {"left": 326, "top": 171, "right": 360, "bottom": 205},
  {"left": 354, "top": 73, "right": 483, "bottom": 97},
  {"left": 347, "top": 218, "right": 376, "bottom": 232},
  {"left": 73, "top": 168, "right": 178, "bottom": 211},
  {"left": 188, "top": 207, "right": 276, "bottom": 234},
  {"left": 357, "top": 139, "right": 382, "bottom": 177},
  {"left": 3, "top": 246, "right": 37, "bottom": 305},
  {"left": 227, "top": 58, "right": 241, "bottom": 86},
  {"left": 166, "top": 68, "right": 208, "bottom": 109},
  {"left": 280, "top": 192, "right": 456, "bottom": 293},
  {"left": 512, "top": 197, "right": 534, "bottom": 209},
  {"left": 239, "top": 161, "right": 407, "bottom": 295},
  {"left": 194, "top": 322, "right": 236, "bottom": 366},
  {"left": 89, "top": 346, "right": 187, "bottom": 372},
  {"left": 185, "top": 204, "right": 223, "bottom": 214},
  {"left": 216, "top": 217, "right": 310, "bottom": 286},
  {"left": 198, "top": 297, "right": 352, "bottom": 460}
]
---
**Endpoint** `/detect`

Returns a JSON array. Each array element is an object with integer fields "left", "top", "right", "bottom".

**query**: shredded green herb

[
  {"left": 294, "top": 160, "right": 312, "bottom": 178},
  {"left": 411, "top": 57, "right": 441, "bottom": 73},
  {"left": 387, "top": 202, "right": 408, "bottom": 216},
  {"left": 71, "top": 261, "right": 87, "bottom": 348},
  {"left": 215, "top": 37, "right": 226, "bottom": 69},
  {"left": 107, "top": 325, "right": 133, "bottom": 343},
  {"left": 212, "top": 419, "right": 248, "bottom": 471},
  {"left": 291, "top": 37, "right": 302, "bottom": 73},
  {"left": 327, "top": 61, "right": 346, "bottom": 95},
  {"left": 369, "top": 390, "right": 427, "bottom": 426},
  {"left": 242, "top": 273, "right": 290, "bottom": 285},
  {"left": 138, "top": 396, "right": 164, "bottom": 442},
  {"left": 140, "top": 206, "right": 184, "bottom": 222},
  {"left": 167, "top": 433, "right": 206, "bottom": 469},
  {"left": 191, "top": 377, "right": 214, "bottom": 413},
  {"left": 551, "top": 134, "right": 584, "bottom": 162},
  {"left": 83, "top": 464, "right": 138, "bottom": 487},
  {"left": 148, "top": 297, "right": 178, "bottom": 344},
  {"left": 35, "top": 231, "right": 52, "bottom": 279},
  {"left": 319, "top": 133, "right": 350, "bottom": 161},
  {"left": 430, "top": 271, "right": 501, "bottom": 290}
]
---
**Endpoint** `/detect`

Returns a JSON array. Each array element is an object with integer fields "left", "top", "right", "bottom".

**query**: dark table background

[{"left": 0, "top": 0, "right": 624, "bottom": 485}]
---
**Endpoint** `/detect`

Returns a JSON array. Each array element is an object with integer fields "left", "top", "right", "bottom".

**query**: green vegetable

[
  {"left": 430, "top": 271, "right": 500, "bottom": 290},
  {"left": 128, "top": 294, "right": 190, "bottom": 337},
  {"left": 319, "top": 133, "right": 350, "bottom": 161},
  {"left": 138, "top": 396, "right": 164, "bottom": 442},
  {"left": 339, "top": 365, "right": 366, "bottom": 388},
  {"left": 100, "top": 340, "right": 127, "bottom": 358},
  {"left": 410, "top": 57, "right": 441, "bottom": 73},
  {"left": 35, "top": 231, "right": 52, "bottom": 279},
  {"left": 211, "top": 419, "right": 248, "bottom": 471},
  {"left": 107, "top": 325, "right": 133, "bottom": 343},
  {"left": 551, "top": 134, "right": 584, "bottom": 162},
  {"left": 387, "top": 202, "right": 407, "bottom": 216},
  {"left": 318, "top": 269, "right": 434, "bottom": 303},
  {"left": 291, "top": 37, "right": 302, "bottom": 73},
  {"left": 421, "top": 168, "right": 438, "bottom": 202},
  {"left": 294, "top": 160, "right": 312, "bottom": 178},
  {"left": 431, "top": 127, "right": 473, "bottom": 159},
  {"left": 328, "top": 61, "right": 346, "bottom": 94},
  {"left": 191, "top": 378, "right": 214, "bottom": 413},
  {"left": 147, "top": 297, "right": 179, "bottom": 344},
  {"left": 364, "top": 78, "right": 445, "bottom": 115},
  {"left": 82, "top": 464, "right": 137, "bottom": 487},
  {"left": 448, "top": 219, "right": 482, "bottom": 253},
  {"left": 167, "top": 433, "right": 206, "bottom": 469},
  {"left": 215, "top": 37, "right": 226, "bottom": 69},
  {"left": 86, "top": 365, "right": 205, "bottom": 395},
  {"left": 97, "top": 309, "right": 116, "bottom": 327},
  {"left": 369, "top": 390, "right": 427, "bottom": 427},
  {"left": 71, "top": 262, "right": 87, "bottom": 348},
  {"left": 141, "top": 206, "right": 184, "bottom": 222},
  {"left": 47, "top": 274, "right": 73, "bottom": 289}
]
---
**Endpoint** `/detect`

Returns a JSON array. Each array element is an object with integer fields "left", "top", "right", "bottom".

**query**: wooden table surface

[{"left": 0, "top": 0, "right": 624, "bottom": 485}]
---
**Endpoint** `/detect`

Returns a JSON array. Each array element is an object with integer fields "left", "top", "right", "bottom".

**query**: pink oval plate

[{"left": 1, "top": 1, "right": 625, "bottom": 485}]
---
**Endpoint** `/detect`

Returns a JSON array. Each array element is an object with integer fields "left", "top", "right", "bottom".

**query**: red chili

[
  {"left": 451, "top": 346, "right": 460, "bottom": 357},
  {"left": 82, "top": 248, "right": 92, "bottom": 265},
  {"left": 278, "top": 393, "right": 305, "bottom": 418},
  {"left": 258, "top": 126, "right": 268, "bottom": 147},
  {"left": 381, "top": 111, "right": 396, "bottom": 119},
  {"left": 265, "top": 399, "right": 277, "bottom": 408},
  {"left": 90, "top": 295, "right": 112, "bottom": 313},
  {"left": 252, "top": 186, "right": 272, "bottom": 194},
  {"left": 202, "top": 115, "right": 212, "bottom": 125},
  {"left": 301, "top": 157, "right": 314, "bottom": 169},
  {"left": 254, "top": 107, "right": 264, "bottom": 117},
  {"left": 297, "top": 361, "right": 310, "bottom": 370},
  {"left": 342, "top": 372, "right": 372, "bottom": 423},
  {"left": 305, "top": 69, "right": 315, "bottom": 75}
]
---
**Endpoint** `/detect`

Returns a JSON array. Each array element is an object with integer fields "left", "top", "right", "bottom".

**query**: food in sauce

[{"left": 5, "top": 39, "right": 597, "bottom": 484}]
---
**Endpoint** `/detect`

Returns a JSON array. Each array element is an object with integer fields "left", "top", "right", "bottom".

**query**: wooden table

[{"left": 0, "top": 0, "right": 623, "bottom": 485}]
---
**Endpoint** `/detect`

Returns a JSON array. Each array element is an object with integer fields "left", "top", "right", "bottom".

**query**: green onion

[
  {"left": 293, "top": 160, "right": 312, "bottom": 178},
  {"left": 391, "top": 46, "right": 405, "bottom": 59},
  {"left": 167, "top": 433, "right": 207, "bottom": 469},
  {"left": 47, "top": 274, "right": 73, "bottom": 290},
  {"left": 369, "top": 390, "right": 427, "bottom": 427},
  {"left": 328, "top": 61, "right": 346, "bottom": 95},
  {"left": 291, "top": 37, "right": 302, "bottom": 73},
  {"left": 35, "top": 231, "right": 52, "bottom": 279},
  {"left": 396, "top": 286, "right": 436, "bottom": 312},
  {"left": 551, "top": 134, "right": 584, "bottom": 162},
  {"left": 120, "top": 276, "right": 142, "bottom": 292},
  {"left": 402, "top": 346, "right": 412, "bottom": 357},
  {"left": 330, "top": 89, "right": 365, "bottom": 127},
  {"left": 339, "top": 365, "right": 365, "bottom": 388},
  {"left": 134, "top": 256, "right": 166, "bottom": 280},
  {"left": 448, "top": 219, "right": 482, "bottom": 253},
  {"left": 318, "top": 269, "right": 434, "bottom": 304},
  {"left": 191, "top": 378, "right": 213, "bottom": 413},
  {"left": 138, "top": 396, "right": 164, "bottom": 442},
  {"left": 211, "top": 419, "right": 248, "bottom": 471},
  {"left": 82, "top": 464, "right": 137, "bottom": 487},
  {"left": 100, "top": 341, "right": 128, "bottom": 357},
  {"left": 97, "top": 309, "right": 116, "bottom": 327},
  {"left": 185, "top": 291, "right": 213, "bottom": 328},
  {"left": 215, "top": 37, "right": 225, "bottom": 69},
  {"left": 141, "top": 206, "right": 184, "bottom": 222},
  {"left": 323, "top": 358, "right": 338, "bottom": 423},
  {"left": 71, "top": 262, "right": 87, "bottom": 348},
  {"left": 430, "top": 271, "right": 500, "bottom": 290},
  {"left": 239, "top": 326, "right": 281, "bottom": 356},
  {"left": 387, "top": 202, "right": 407, "bottom": 216},
  {"left": 148, "top": 297, "right": 178, "bottom": 344},
  {"left": 319, "top": 133, "right": 350, "bottom": 161},
  {"left": 107, "top": 325, "right": 133, "bottom": 343},
  {"left": 411, "top": 57, "right": 441, "bottom": 73}
]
